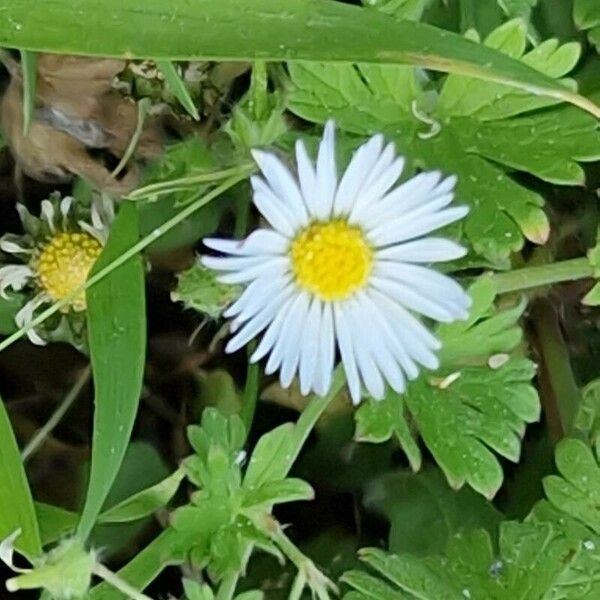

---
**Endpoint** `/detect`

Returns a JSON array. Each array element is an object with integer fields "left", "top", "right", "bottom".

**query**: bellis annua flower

[
  {"left": 202, "top": 122, "right": 471, "bottom": 404},
  {"left": 0, "top": 193, "right": 113, "bottom": 345}
]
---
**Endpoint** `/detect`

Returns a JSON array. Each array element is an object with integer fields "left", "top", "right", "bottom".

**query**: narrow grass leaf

[
  {"left": 155, "top": 60, "right": 199, "bottom": 120},
  {"left": 19, "top": 49, "right": 36, "bottom": 136},
  {"left": 77, "top": 203, "right": 146, "bottom": 540},
  {"left": 0, "top": 0, "right": 597, "bottom": 117},
  {"left": 0, "top": 398, "right": 41, "bottom": 559}
]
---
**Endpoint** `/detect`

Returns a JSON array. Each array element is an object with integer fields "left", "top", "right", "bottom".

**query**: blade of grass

[
  {"left": 0, "top": 398, "right": 42, "bottom": 559},
  {"left": 77, "top": 203, "right": 146, "bottom": 540},
  {"left": 19, "top": 49, "right": 36, "bottom": 136},
  {"left": 0, "top": 0, "right": 597, "bottom": 117},
  {"left": 155, "top": 60, "right": 199, "bottom": 120}
]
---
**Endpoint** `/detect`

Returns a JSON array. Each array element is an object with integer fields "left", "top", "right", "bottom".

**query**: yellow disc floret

[
  {"left": 291, "top": 220, "right": 373, "bottom": 301},
  {"left": 36, "top": 232, "right": 103, "bottom": 311}
]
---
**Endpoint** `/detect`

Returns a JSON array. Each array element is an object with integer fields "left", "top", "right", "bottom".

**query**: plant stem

[
  {"left": 0, "top": 174, "right": 247, "bottom": 354},
  {"left": 240, "top": 356, "right": 259, "bottom": 442},
  {"left": 282, "top": 366, "right": 345, "bottom": 477},
  {"left": 126, "top": 163, "right": 255, "bottom": 200},
  {"left": 92, "top": 563, "right": 153, "bottom": 600},
  {"left": 215, "top": 572, "right": 239, "bottom": 600},
  {"left": 21, "top": 365, "right": 91, "bottom": 461},
  {"left": 111, "top": 98, "right": 151, "bottom": 179},
  {"left": 492, "top": 257, "right": 594, "bottom": 295}
]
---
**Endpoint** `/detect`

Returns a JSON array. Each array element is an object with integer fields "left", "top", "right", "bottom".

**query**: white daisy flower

[
  {"left": 0, "top": 193, "right": 113, "bottom": 345},
  {"left": 202, "top": 122, "right": 471, "bottom": 404}
]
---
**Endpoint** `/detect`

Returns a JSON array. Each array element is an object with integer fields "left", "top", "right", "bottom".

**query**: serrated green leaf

[
  {"left": 287, "top": 21, "right": 600, "bottom": 266},
  {"left": 406, "top": 359, "right": 539, "bottom": 498},
  {"left": 543, "top": 439, "right": 600, "bottom": 536},
  {"left": 172, "top": 263, "right": 241, "bottom": 320},
  {"left": 362, "top": 0, "right": 433, "bottom": 21},
  {"left": 0, "top": 398, "right": 41, "bottom": 560},
  {"left": 438, "top": 20, "right": 580, "bottom": 120},
  {"left": 242, "top": 478, "right": 314, "bottom": 508},
  {"left": 77, "top": 203, "right": 146, "bottom": 540},
  {"left": 356, "top": 359, "right": 539, "bottom": 498},
  {"left": 98, "top": 467, "right": 185, "bottom": 524},
  {"left": 341, "top": 570, "right": 403, "bottom": 600},
  {"left": 575, "top": 0, "right": 600, "bottom": 50},
  {"left": 364, "top": 470, "right": 502, "bottom": 556},
  {"left": 354, "top": 391, "right": 422, "bottom": 472},
  {"left": 243, "top": 423, "right": 295, "bottom": 489},
  {"left": 437, "top": 277, "right": 524, "bottom": 365}
]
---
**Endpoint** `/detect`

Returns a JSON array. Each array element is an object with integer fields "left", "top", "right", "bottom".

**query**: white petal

[
  {"left": 371, "top": 276, "right": 461, "bottom": 322},
  {"left": 0, "top": 265, "right": 33, "bottom": 298},
  {"left": 314, "top": 303, "right": 335, "bottom": 396},
  {"left": 274, "top": 292, "right": 311, "bottom": 384},
  {"left": 313, "top": 120, "right": 337, "bottom": 220},
  {"left": 370, "top": 289, "right": 440, "bottom": 370},
  {"left": 295, "top": 139, "right": 319, "bottom": 217},
  {"left": 250, "top": 154, "right": 308, "bottom": 226},
  {"left": 225, "top": 286, "right": 292, "bottom": 353},
  {"left": 60, "top": 196, "right": 74, "bottom": 221},
  {"left": 40, "top": 200, "right": 56, "bottom": 232},
  {"left": 78, "top": 222, "right": 105, "bottom": 244},
  {"left": 354, "top": 293, "right": 406, "bottom": 394},
  {"left": 224, "top": 274, "right": 290, "bottom": 320},
  {"left": 298, "top": 298, "right": 323, "bottom": 395},
  {"left": 0, "top": 240, "right": 31, "bottom": 255},
  {"left": 375, "top": 262, "right": 471, "bottom": 312},
  {"left": 376, "top": 238, "right": 467, "bottom": 263},
  {"left": 334, "top": 302, "right": 362, "bottom": 404},
  {"left": 361, "top": 171, "right": 451, "bottom": 231},
  {"left": 15, "top": 294, "right": 48, "bottom": 346},
  {"left": 363, "top": 290, "right": 419, "bottom": 380},
  {"left": 204, "top": 229, "right": 289, "bottom": 256},
  {"left": 349, "top": 154, "right": 405, "bottom": 223},
  {"left": 333, "top": 134, "right": 384, "bottom": 216},
  {"left": 201, "top": 255, "right": 270, "bottom": 272},
  {"left": 370, "top": 206, "right": 469, "bottom": 247},
  {"left": 251, "top": 293, "right": 297, "bottom": 363},
  {"left": 217, "top": 257, "right": 287, "bottom": 285},
  {"left": 252, "top": 178, "right": 298, "bottom": 237}
]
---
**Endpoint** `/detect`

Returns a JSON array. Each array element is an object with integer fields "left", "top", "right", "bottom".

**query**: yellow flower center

[
  {"left": 291, "top": 220, "right": 373, "bottom": 301},
  {"left": 36, "top": 232, "right": 103, "bottom": 311}
]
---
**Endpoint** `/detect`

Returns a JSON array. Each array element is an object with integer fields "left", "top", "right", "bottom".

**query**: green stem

[
  {"left": 22, "top": 365, "right": 91, "bottom": 461},
  {"left": 0, "top": 174, "right": 247, "bottom": 354},
  {"left": 111, "top": 98, "right": 151, "bottom": 179},
  {"left": 282, "top": 366, "right": 345, "bottom": 477},
  {"left": 492, "top": 257, "right": 593, "bottom": 294},
  {"left": 215, "top": 572, "right": 239, "bottom": 600},
  {"left": 240, "top": 356, "right": 259, "bottom": 442},
  {"left": 92, "top": 563, "right": 153, "bottom": 600},
  {"left": 126, "top": 163, "right": 255, "bottom": 200}
]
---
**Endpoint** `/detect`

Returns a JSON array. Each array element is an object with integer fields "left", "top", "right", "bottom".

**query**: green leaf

[
  {"left": 287, "top": 21, "right": 600, "bottom": 265},
  {"left": 0, "top": 0, "right": 598, "bottom": 117},
  {"left": 172, "top": 264, "right": 241, "bottom": 320},
  {"left": 0, "top": 398, "right": 41, "bottom": 559},
  {"left": 155, "top": 60, "right": 200, "bottom": 120},
  {"left": 355, "top": 278, "right": 538, "bottom": 497},
  {"left": 88, "top": 528, "right": 188, "bottom": 600},
  {"left": 77, "top": 203, "right": 146, "bottom": 540},
  {"left": 243, "top": 423, "right": 295, "bottom": 489},
  {"left": 356, "top": 359, "right": 539, "bottom": 499},
  {"left": 20, "top": 49, "right": 36, "bottom": 136},
  {"left": 350, "top": 520, "right": 597, "bottom": 600},
  {"left": 364, "top": 469, "right": 502, "bottom": 556},
  {"left": 583, "top": 232, "right": 600, "bottom": 305},
  {"left": 575, "top": 0, "right": 600, "bottom": 50},
  {"left": 437, "top": 277, "right": 524, "bottom": 366},
  {"left": 242, "top": 478, "right": 314, "bottom": 508},
  {"left": 543, "top": 439, "right": 600, "bottom": 536},
  {"left": 36, "top": 503, "right": 78, "bottom": 546},
  {"left": 0, "top": 293, "right": 23, "bottom": 335},
  {"left": 183, "top": 579, "right": 214, "bottom": 600},
  {"left": 98, "top": 467, "right": 185, "bottom": 524}
]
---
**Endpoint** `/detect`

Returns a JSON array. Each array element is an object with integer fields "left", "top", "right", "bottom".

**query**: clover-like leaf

[{"left": 575, "top": 0, "right": 600, "bottom": 51}]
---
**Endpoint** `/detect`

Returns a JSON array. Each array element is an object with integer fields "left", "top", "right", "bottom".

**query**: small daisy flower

[
  {"left": 0, "top": 193, "right": 113, "bottom": 345},
  {"left": 202, "top": 122, "right": 471, "bottom": 404}
]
